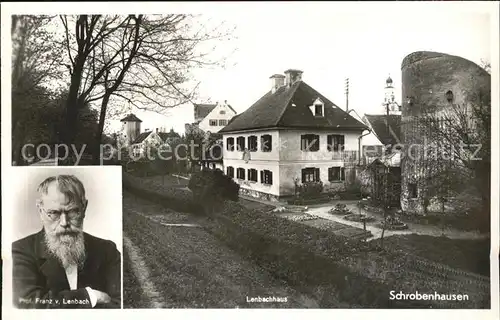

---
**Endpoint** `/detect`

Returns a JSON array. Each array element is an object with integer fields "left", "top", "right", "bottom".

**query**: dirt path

[{"left": 122, "top": 191, "right": 321, "bottom": 308}]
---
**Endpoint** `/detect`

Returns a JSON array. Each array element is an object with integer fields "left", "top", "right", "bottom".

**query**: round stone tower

[{"left": 400, "top": 51, "right": 490, "bottom": 213}]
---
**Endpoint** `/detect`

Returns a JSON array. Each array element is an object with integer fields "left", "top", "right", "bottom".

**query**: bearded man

[{"left": 12, "top": 175, "right": 121, "bottom": 309}]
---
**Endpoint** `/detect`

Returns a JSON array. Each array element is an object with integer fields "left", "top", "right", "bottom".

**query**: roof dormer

[{"left": 309, "top": 97, "right": 325, "bottom": 117}]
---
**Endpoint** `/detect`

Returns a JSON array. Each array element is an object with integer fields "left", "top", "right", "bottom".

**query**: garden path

[{"left": 239, "top": 195, "right": 487, "bottom": 241}]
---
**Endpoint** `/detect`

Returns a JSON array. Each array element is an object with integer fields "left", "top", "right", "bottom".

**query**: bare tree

[
  {"left": 59, "top": 14, "right": 235, "bottom": 163},
  {"left": 418, "top": 86, "right": 491, "bottom": 231}
]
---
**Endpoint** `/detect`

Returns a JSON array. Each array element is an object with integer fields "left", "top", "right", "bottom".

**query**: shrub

[
  {"left": 298, "top": 181, "right": 324, "bottom": 199},
  {"left": 188, "top": 169, "right": 240, "bottom": 207}
]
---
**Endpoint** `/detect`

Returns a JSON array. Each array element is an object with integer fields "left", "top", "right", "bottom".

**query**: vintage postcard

[{"left": 1, "top": 1, "right": 499, "bottom": 320}]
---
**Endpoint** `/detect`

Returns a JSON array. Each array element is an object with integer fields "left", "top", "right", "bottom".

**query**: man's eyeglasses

[{"left": 42, "top": 208, "right": 82, "bottom": 221}]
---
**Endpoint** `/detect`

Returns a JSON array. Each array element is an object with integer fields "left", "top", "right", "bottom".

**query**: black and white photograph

[
  {"left": 2, "top": 1, "right": 499, "bottom": 319},
  {"left": 7, "top": 167, "right": 122, "bottom": 309}
]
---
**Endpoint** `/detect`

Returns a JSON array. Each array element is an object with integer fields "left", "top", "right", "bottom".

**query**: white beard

[{"left": 44, "top": 230, "right": 86, "bottom": 269}]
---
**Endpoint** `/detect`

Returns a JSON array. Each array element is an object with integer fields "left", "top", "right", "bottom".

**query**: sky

[{"left": 37, "top": 3, "right": 493, "bottom": 136}]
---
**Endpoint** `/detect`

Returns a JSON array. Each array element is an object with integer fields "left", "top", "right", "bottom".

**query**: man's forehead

[{"left": 40, "top": 184, "right": 73, "bottom": 205}]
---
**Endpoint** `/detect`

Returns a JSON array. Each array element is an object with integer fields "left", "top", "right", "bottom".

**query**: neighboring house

[
  {"left": 219, "top": 69, "right": 368, "bottom": 201},
  {"left": 188, "top": 100, "right": 237, "bottom": 134},
  {"left": 359, "top": 76, "right": 402, "bottom": 166},
  {"left": 361, "top": 114, "right": 402, "bottom": 167},
  {"left": 130, "top": 128, "right": 181, "bottom": 158},
  {"left": 357, "top": 113, "right": 403, "bottom": 205}
]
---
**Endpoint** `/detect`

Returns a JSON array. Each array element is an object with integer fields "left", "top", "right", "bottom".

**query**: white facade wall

[
  {"left": 223, "top": 129, "right": 281, "bottom": 197},
  {"left": 222, "top": 128, "right": 363, "bottom": 198},
  {"left": 198, "top": 102, "right": 237, "bottom": 133}
]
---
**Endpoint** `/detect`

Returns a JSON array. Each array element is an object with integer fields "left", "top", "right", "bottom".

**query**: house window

[
  {"left": 227, "top": 166, "right": 234, "bottom": 178},
  {"left": 302, "top": 167, "right": 320, "bottom": 183},
  {"left": 247, "top": 168, "right": 258, "bottom": 182},
  {"left": 261, "top": 134, "right": 272, "bottom": 152},
  {"left": 226, "top": 137, "right": 235, "bottom": 151},
  {"left": 220, "top": 110, "right": 226, "bottom": 115},
  {"left": 314, "top": 104, "right": 323, "bottom": 116},
  {"left": 408, "top": 183, "right": 418, "bottom": 199},
  {"left": 260, "top": 170, "right": 273, "bottom": 185},
  {"left": 301, "top": 134, "right": 319, "bottom": 151},
  {"left": 218, "top": 119, "right": 228, "bottom": 126},
  {"left": 209, "top": 119, "right": 217, "bottom": 126},
  {"left": 237, "top": 168, "right": 245, "bottom": 180},
  {"left": 236, "top": 136, "right": 245, "bottom": 151},
  {"left": 327, "top": 134, "right": 345, "bottom": 152},
  {"left": 328, "top": 167, "right": 345, "bottom": 182},
  {"left": 248, "top": 135, "right": 258, "bottom": 152}
]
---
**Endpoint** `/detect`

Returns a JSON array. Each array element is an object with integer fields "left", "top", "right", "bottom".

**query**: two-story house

[
  {"left": 219, "top": 69, "right": 368, "bottom": 201},
  {"left": 187, "top": 100, "right": 237, "bottom": 134},
  {"left": 362, "top": 114, "right": 402, "bottom": 167}
]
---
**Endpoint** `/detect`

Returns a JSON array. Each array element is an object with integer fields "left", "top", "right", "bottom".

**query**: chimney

[
  {"left": 156, "top": 128, "right": 159, "bottom": 133},
  {"left": 284, "top": 69, "right": 303, "bottom": 87},
  {"left": 269, "top": 74, "right": 285, "bottom": 93}
]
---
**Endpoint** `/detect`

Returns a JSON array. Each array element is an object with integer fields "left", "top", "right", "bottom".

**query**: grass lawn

[
  {"left": 123, "top": 180, "right": 490, "bottom": 308},
  {"left": 238, "top": 197, "right": 275, "bottom": 211},
  {"left": 371, "top": 234, "right": 490, "bottom": 277},
  {"left": 122, "top": 194, "right": 322, "bottom": 308}
]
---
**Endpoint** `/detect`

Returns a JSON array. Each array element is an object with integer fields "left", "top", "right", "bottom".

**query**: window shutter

[
  {"left": 341, "top": 167, "right": 345, "bottom": 181},
  {"left": 269, "top": 136, "right": 272, "bottom": 151},
  {"left": 327, "top": 135, "right": 332, "bottom": 151},
  {"left": 328, "top": 167, "right": 333, "bottom": 181},
  {"left": 269, "top": 171, "right": 273, "bottom": 185},
  {"left": 315, "top": 168, "right": 320, "bottom": 181},
  {"left": 260, "top": 170, "right": 264, "bottom": 183},
  {"left": 301, "top": 169, "right": 306, "bottom": 183},
  {"left": 341, "top": 135, "right": 345, "bottom": 151}
]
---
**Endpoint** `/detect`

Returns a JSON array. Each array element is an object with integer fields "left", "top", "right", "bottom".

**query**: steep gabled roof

[
  {"left": 194, "top": 103, "right": 217, "bottom": 120},
  {"left": 132, "top": 131, "right": 152, "bottom": 144},
  {"left": 120, "top": 114, "right": 142, "bottom": 122},
  {"left": 225, "top": 103, "right": 237, "bottom": 114},
  {"left": 220, "top": 81, "right": 367, "bottom": 133},
  {"left": 364, "top": 114, "right": 402, "bottom": 146},
  {"left": 133, "top": 130, "right": 181, "bottom": 145}
]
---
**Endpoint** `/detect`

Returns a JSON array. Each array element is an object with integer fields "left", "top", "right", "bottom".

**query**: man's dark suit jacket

[{"left": 12, "top": 230, "right": 121, "bottom": 309}]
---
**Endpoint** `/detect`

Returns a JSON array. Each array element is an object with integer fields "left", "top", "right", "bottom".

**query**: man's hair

[{"left": 37, "top": 175, "right": 86, "bottom": 206}]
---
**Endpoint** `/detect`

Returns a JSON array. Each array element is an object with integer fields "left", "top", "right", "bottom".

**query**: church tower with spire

[{"left": 382, "top": 75, "right": 401, "bottom": 115}]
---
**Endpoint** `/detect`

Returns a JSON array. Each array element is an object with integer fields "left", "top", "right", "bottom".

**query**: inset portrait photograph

[{"left": 8, "top": 167, "right": 122, "bottom": 309}]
